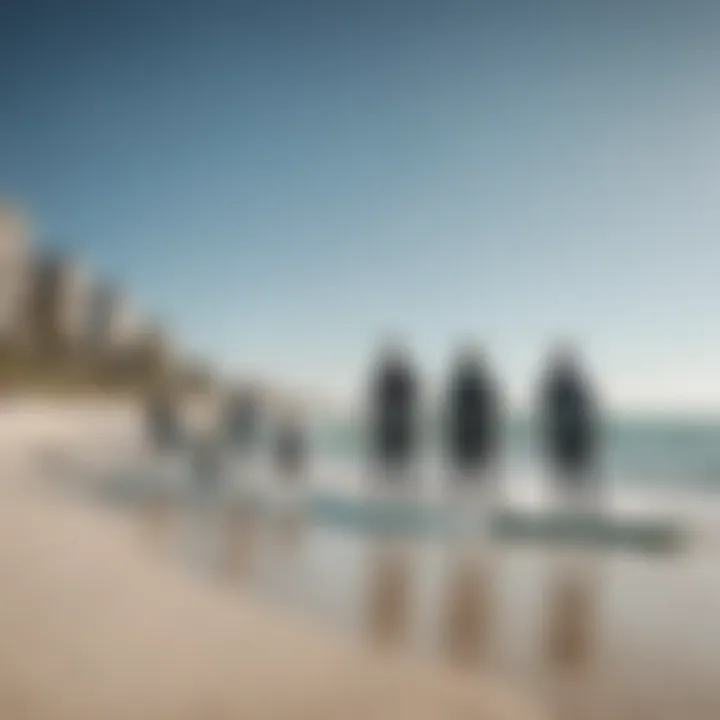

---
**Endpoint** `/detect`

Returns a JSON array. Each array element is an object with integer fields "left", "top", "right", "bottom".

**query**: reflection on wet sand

[
  {"left": 544, "top": 557, "right": 600, "bottom": 672},
  {"left": 440, "top": 548, "right": 494, "bottom": 666},
  {"left": 364, "top": 540, "right": 416, "bottom": 648},
  {"left": 140, "top": 496, "right": 179, "bottom": 555},
  {"left": 537, "top": 557, "right": 602, "bottom": 720},
  {"left": 273, "top": 507, "right": 307, "bottom": 559},
  {"left": 222, "top": 505, "right": 260, "bottom": 582}
]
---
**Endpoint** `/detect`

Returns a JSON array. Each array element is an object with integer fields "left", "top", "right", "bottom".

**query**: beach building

[
  {"left": 87, "top": 281, "right": 142, "bottom": 354},
  {"left": 0, "top": 204, "right": 33, "bottom": 346},
  {"left": 26, "top": 253, "right": 92, "bottom": 358}
]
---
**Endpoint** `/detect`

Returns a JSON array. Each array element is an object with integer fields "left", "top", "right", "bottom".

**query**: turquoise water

[{"left": 306, "top": 416, "right": 720, "bottom": 488}]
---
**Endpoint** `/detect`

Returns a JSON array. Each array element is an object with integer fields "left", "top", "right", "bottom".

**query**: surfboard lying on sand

[
  {"left": 92, "top": 464, "right": 686, "bottom": 555},
  {"left": 306, "top": 492, "right": 685, "bottom": 554}
]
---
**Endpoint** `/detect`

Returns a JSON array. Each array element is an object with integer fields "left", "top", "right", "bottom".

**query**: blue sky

[{"left": 3, "top": 1, "right": 720, "bottom": 410}]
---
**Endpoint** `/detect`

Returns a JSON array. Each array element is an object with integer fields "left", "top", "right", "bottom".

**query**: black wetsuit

[
  {"left": 370, "top": 360, "right": 418, "bottom": 471},
  {"left": 275, "top": 423, "right": 305, "bottom": 477},
  {"left": 146, "top": 395, "right": 178, "bottom": 451},
  {"left": 225, "top": 393, "right": 258, "bottom": 450},
  {"left": 192, "top": 438, "right": 222, "bottom": 495},
  {"left": 541, "top": 368, "right": 597, "bottom": 486},
  {"left": 446, "top": 361, "right": 499, "bottom": 474}
]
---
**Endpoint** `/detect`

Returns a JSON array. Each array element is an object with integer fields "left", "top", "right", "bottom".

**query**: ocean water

[{"left": 306, "top": 416, "right": 720, "bottom": 490}]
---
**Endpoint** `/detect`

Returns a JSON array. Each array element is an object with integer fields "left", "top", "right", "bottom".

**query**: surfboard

[
  {"left": 92, "top": 466, "right": 686, "bottom": 555},
  {"left": 305, "top": 493, "right": 685, "bottom": 554}
]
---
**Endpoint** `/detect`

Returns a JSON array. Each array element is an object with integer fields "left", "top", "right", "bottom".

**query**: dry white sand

[
  {"left": 0, "top": 487, "right": 543, "bottom": 720},
  {"left": 0, "top": 399, "right": 543, "bottom": 720}
]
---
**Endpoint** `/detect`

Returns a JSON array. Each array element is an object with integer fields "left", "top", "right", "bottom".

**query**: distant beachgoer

[
  {"left": 223, "top": 388, "right": 260, "bottom": 451},
  {"left": 369, "top": 343, "right": 419, "bottom": 477},
  {"left": 145, "top": 389, "right": 180, "bottom": 452},
  {"left": 538, "top": 346, "right": 599, "bottom": 494},
  {"left": 274, "top": 415, "right": 306, "bottom": 480},
  {"left": 192, "top": 433, "right": 223, "bottom": 497},
  {"left": 445, "top": 348, "right": 501, "bottom": 478}
]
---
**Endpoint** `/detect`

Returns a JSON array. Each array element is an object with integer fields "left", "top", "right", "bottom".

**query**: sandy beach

[
  {"left": 0, "top": 399, "right": 543, "bottom": 720},
  {"left": 3, "top": 398, "right": 720, "bottom": 719}
]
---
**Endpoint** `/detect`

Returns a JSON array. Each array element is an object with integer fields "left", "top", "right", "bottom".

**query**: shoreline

[
  {"left": 1, "top": 398, "right": 720, "bottom": 718},
  {"left": 0, "top": 478, "right": 542, "bottom": 720}
]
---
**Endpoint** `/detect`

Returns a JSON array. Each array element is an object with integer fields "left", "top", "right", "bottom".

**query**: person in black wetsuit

[
  {"left": 444, "top": 347, "right": 501, "bottom": 480},
  {"left": 192, "top": 431, "right": 223, "bottom": 497},
  {"left": 145, "top": 386, "right": 180, "bottom": 452},
  {"left": 274, "top": 410, "right": 306, "bottom": 480},
  {"left": 368, "top": 343, "right": 419, "bottom": 480},
  {"left": 223, "top": 386, "right": 260, "bottom": 451},
  {"left": 538, "top": 346, "right": 600, "bottom": 496}
]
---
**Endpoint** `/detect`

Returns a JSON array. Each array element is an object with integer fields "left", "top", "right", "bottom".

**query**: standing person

[
  {"left": 145, "top": 385, "right": 180, "bottom": 453},
  {"left": 368, "top": 342, "right": 420, "bottom": 489},
  {"left": 191, "top": 431, "right": 224, "bottom": 499},
  {"left": 223, "top": 386, "right": 260, "bottom": 452},
  {"left": 271, "top": 407, "right": 308, "bottom": 560},
  {"left": 538, "top": 345, "right": 601, "bottom": 501},
  {"left": 444, "top": 346, "right": 502, "bottom": 489},
  {"left": 274, "top": 409, "right": 306, "bottom": 483}
]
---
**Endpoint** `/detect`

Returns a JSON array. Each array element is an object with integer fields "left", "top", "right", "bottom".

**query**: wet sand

[
  {"left": 0, "top": 481, "right": 542, "bottom": 720},
  {"left": 212, "top": 514, "right": 720, "bottom": 720},
  {"left": 3, "top": 399, "right": 720, "bottom": 719}
]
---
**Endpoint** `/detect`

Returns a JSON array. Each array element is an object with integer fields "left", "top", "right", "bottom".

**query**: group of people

[
  {"left": 144, "top": 342, "right": 600, "bottom": 495},
  {"left": 370, "top": 343, "right": 600, "bottom": 494},
  {"left": 144, "top": 387, "right": 306, "bottom": 477}
]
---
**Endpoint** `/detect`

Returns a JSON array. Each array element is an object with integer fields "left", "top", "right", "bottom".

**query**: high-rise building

[
  {"left": 0, "top": 204, "right": 32, "bottom": 345},
  {"left": 27, "top": 253, "right": 92, "bottom": 357},
  {"left": 105, "top": 317, "right": 176, "bottom": 387},
  {"left": 87, "top": 281, "right": 141, "bottom": 353},
  {"left": 136, "top": 322, "right": 173, "bottom": 368}
]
